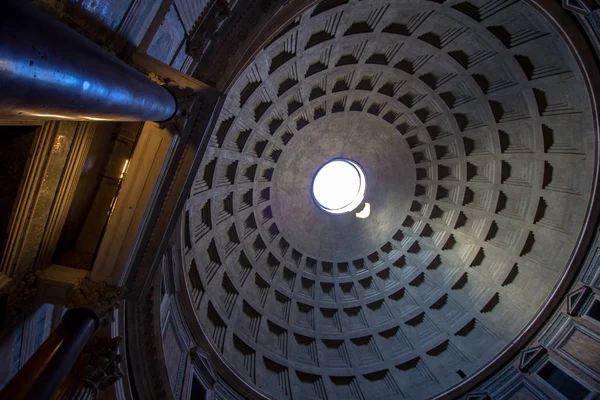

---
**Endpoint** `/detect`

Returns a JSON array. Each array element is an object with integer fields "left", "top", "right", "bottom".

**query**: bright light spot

[
  {"left": 21, "top": 111, "right": 111, "bottom": 121},
  {"left": 312, "top": 159, "right": 365, "bottom": 214},
  {"left": 356, "top": 203, "right": 371, "bottom": 219},
  {"left": 25, "top": 112, "right": 73, "bottom": 119},
  {"left": 120, "top": 159, "right": 130, "bottom": 179},
  {"left": 82, "top": 116, "right": 111, "bottom": 121},
  {"left": 52, "top": 134, "right": 66, "bottom": 153}
]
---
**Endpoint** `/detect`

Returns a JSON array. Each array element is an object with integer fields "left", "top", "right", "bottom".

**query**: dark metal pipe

[
  {"left": 0, "top": 308, "right": 99, "bottom": 400},
  {"left": 0, "top": 0, "right": 177, "bottom": 122}
]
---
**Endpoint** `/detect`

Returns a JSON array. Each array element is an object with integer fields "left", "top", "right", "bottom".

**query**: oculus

[{"left": 312, "top": 159, "right": 366, "bottom": 214}]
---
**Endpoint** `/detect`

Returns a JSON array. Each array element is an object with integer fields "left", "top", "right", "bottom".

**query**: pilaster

[
  {"left": 0, "top": 121, "right": 60, "bottom": 277},
  {"left": 34, "top": 122, "right": 97, "bottom": 270},
  {"left": 0, "top": 120, "right": 96, "bottom": 286}
]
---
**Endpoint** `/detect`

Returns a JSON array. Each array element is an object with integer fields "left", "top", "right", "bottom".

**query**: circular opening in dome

[{"left": 312, "top": 159, "right": 366, "bottom": 214}]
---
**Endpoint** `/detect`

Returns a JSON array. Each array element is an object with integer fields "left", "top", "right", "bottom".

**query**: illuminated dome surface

[
  {"left": 180, "top": 0, "right": 599, "bottom": 398},
  {"left": 312, "top": 159, "right": 366, "bottom": 214}
]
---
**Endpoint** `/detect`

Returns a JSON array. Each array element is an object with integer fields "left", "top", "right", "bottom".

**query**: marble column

[
  {"left": 0, "top": 277, "right": 124, "bottom": 398},
  {"left": 0, "top": 308, "right": 99, "bottom": 399},
  {"left": 53, "top": 337, "right": 123, "bottom": 400},
  {"left": 0, "top": 0, "right": 176, "bottom": 122}
]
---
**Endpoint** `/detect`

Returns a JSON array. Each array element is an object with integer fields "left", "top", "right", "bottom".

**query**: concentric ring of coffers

[{"left": 182, "top": 0, "right": 598, "bottom": 399}]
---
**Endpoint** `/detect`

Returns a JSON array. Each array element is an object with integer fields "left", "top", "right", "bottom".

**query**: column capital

[
  {"left": 157, "top": 80, "right": 199, "bottom": 135},
  {"left": 67, "top": 278, "right": 123, "bottom": 325},
  {"left": 72, "top": 336, "right": 124, "bottom": 391},
  {"left": 129, "top": 51, "right": 220, "bottom": 137},
  {"left": 2, "top": 271, "right": 40, "bottom": 327},
  {"left": 54, "top": 336, "right": 124, "bottom": 399}
]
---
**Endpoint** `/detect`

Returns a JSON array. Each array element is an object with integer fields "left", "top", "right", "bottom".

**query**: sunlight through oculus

[{"left": 312, "top": 159, "right": 366, "bottom": 214}]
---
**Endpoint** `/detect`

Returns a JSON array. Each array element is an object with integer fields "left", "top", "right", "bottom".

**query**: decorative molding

[
  {"left": 474, "top": 367, "right": 549, "bottom": 400},
  {"left": 582, "top": 246, "right": 600, "bottom": 288},
  {"left": 188, "top": 0, "right": 298, "bottom": 87},
  {"left": 1, "top": 271, "right": 40, "bottom": 328},
  {"left": 0, "top": 121, "right": 59, "bottom": 276},
  {"left": 562, "top": 0, "right": 599, "bottom": 15},
  {"left": 539, "top": 313, "right": 570, "bottom": 347},
  {"left": 561, "top": 0, "right": 600, "bottom": 67},
  {"left": 162, "top": 312, "right": 189, "bottom": 399},
  {"left": 34, "top": 122, "right": 96, "bottom": 270},
  {"left": 582, "top": 246, "right": 600, "bottom": 284},
  {"left": 159, "top": 82, "right": 202, "bottom": 136},
  {"left": 518, "top": 346, "right": 547, "bottom": 372},
  {"left": 37, "top": 264, "right": 89, "bottom": 306},
  {"left": 465, "top": 393, "right": 490, "bottom": 400},
  {"left": 122, "top": 84, "right": 222, "bottom": 299},
  {"left": 591, "top": 11, "right": 600, "bottom": 40},
  {"left": 191, "top": 346, "right": 217, "bottom": 388},
  {"left": 68, "top": 336, "right": 124, "bottom": 392},
  {"left": 125, "top": 276, "right": 173, "bottom": 400},
  {"left": 566, "top": 285, "right": 592, "bottom": 315},
  {"left": 549, "top": 319, "right": 600, "bottom": 381},
  {"left": 497, "top": 376, "right": 549, "bottom": 400},
  {"left": 67, "top": 278, "right": 124, "bottom": 325},
  {"left": 186, "top": 0, "right": 231, "bottom": 61},
  {"left": 164, "top": 228, "right": 270, "bottom": 400},
  {"left": 137, "top": 0, "right": 175, "bottom": 54},
  {"left": 133, "top": 52, "right": 215, "bottom": 137},
  {"left": 117, "top": 53, "right": 222, "bottom": 301},
  {"left": 111, "top": 0, "right": 164, "bottom": 52},
  {"left": 213, "top": 380, "right": 246, "bottom": 400}
]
